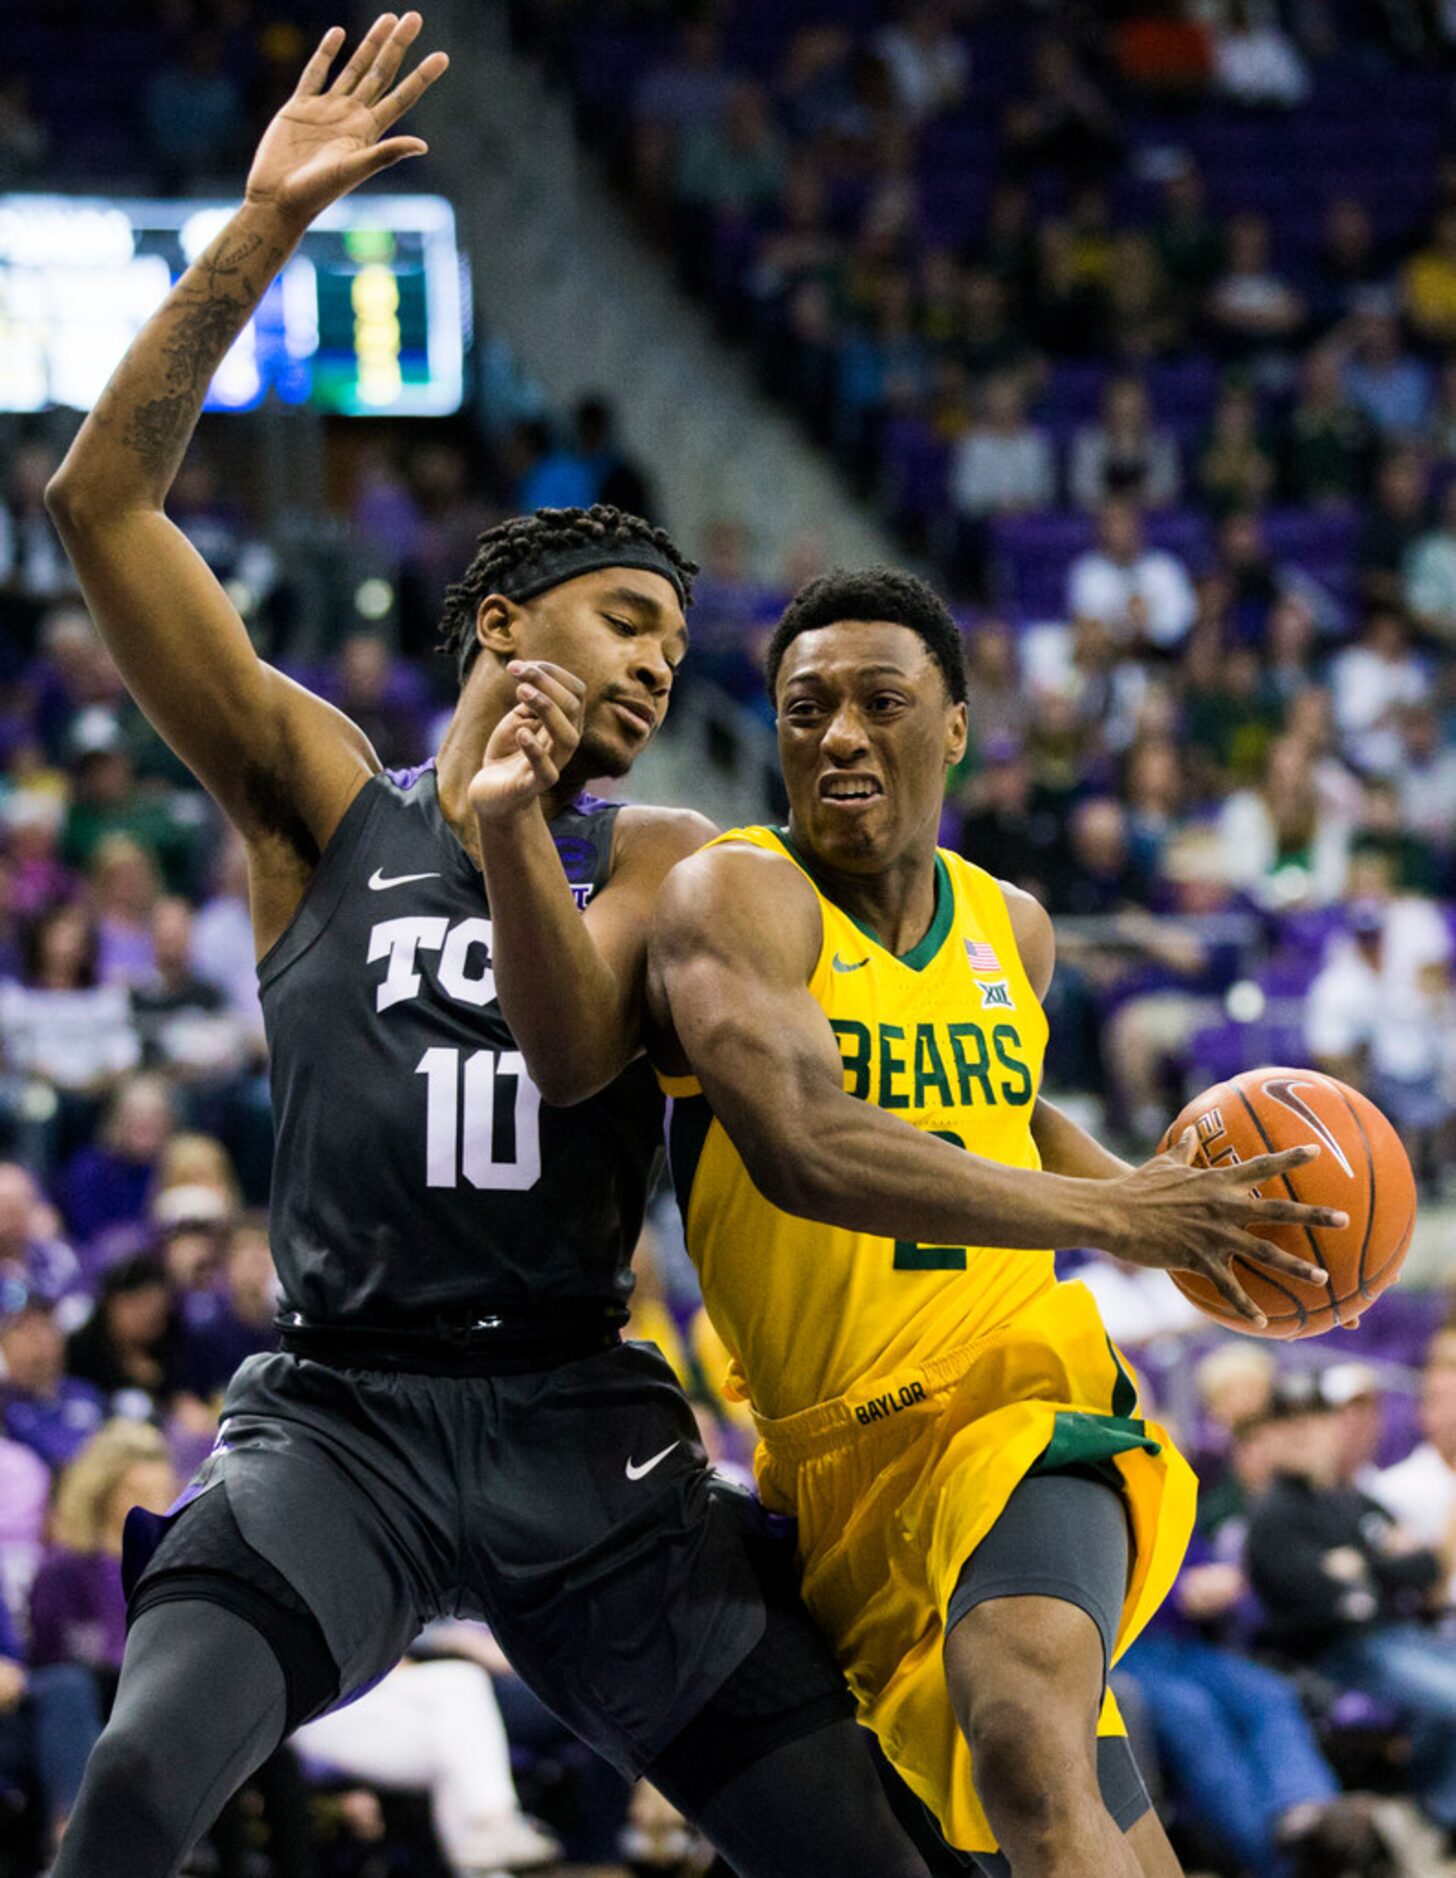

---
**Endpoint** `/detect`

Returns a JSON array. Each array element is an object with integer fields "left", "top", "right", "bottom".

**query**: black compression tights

[
  {"left": 53, "top": 1603, "right": 289, "bottom": 1878},
  {"left": 657, "top": 1717, "right": 936, "bottom": 1878}
]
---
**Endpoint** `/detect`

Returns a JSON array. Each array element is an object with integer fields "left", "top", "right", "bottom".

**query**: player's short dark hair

[
  {"left": 438, "top": 506, "right": 697, "bottom": 686},
  {"left": 764, "top": 568, "right": 967, "bottom": 706}
]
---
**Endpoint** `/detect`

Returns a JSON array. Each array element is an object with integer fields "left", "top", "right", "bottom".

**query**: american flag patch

[{"left": 964, "top": 939, "right": 1002, "bottom": 973}]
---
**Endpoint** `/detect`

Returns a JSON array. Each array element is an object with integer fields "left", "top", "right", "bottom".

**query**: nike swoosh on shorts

[{"left": 625, "top": 1441, "right": 680, "bottom": 1481}]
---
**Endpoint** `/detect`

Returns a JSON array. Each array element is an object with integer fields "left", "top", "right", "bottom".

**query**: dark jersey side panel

[{"left": 260, "top": 767, "right": 663, "bottom": 1324}]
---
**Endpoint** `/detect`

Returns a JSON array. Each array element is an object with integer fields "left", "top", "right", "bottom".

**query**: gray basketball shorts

[{"left": 129, "top": 1342, "right": 780, "bottom": 1779}]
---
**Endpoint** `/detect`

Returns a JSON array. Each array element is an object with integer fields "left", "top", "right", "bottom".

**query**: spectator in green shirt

[{"left": 59, "top": 711, "right": 202, "bottom": 898}]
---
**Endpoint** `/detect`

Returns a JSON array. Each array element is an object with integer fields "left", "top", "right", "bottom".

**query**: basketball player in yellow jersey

[{"left": 468, "top": 568, "right": 1345, "bottom": 1878}]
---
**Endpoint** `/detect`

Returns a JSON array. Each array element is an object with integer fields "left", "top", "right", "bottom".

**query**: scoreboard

[{"left": 0, "top": 194, "right": 467, "bottom": 417}]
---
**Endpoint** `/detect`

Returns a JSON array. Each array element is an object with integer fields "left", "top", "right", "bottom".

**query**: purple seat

[
  {"left": 1186, "top": 1013, "right": 1308, "bottom": 1089},
  {"left": 880, "top": 419, "right": 951, "bottom": 527}
]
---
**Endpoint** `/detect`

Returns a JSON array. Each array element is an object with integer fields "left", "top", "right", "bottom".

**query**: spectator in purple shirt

[
  {"left": 1, "top": 790, "right": 77, "bottom": 924},
  {"left": 180, "top": 1213, "right": 277, "bottom": 1404},
  {"left": 0, "top": 1578, "right": 102, "bottom": 1862},
  {"left": 0, "top": 1293, "right": 104, "bottom": 1473},
  {"left": 57, "top": 1072, "right": 174, "bottom": 1251},
  {"left": 0, "top": 1160, "right": 82, "bottom": 1312},
  {"left": 29, "top": 1420, "right": 176, "bottom": 1714}
]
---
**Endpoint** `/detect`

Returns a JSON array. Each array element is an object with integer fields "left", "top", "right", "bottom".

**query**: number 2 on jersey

[
  {"left": 894, "top": 1129, "right": 969, "bottom": 1270},
  {"left": 416, "top": 1047, "right": 543, "bottom": 1191}
]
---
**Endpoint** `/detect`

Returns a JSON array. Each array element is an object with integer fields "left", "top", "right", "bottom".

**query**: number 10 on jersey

[{"left": 415, "top": 1048, "right": 543, "bottom": 1190}]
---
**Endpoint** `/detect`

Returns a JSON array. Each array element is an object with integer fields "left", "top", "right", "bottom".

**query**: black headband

[{"left": 458, "top": 541, "right": 689, "bottom": 681}]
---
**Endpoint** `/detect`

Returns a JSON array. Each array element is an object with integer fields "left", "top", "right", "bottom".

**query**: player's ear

[
  {"left": 474, "top": 594, "right": 521, "bottom": 663},
  {"left": 945, "top": 700, "right": 968, "bottom": 770}
]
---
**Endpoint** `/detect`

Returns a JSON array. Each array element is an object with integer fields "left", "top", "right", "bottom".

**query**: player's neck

[
  {"left": 434, "top": 698, "right": 577, "bottom": 865},
  {"left": 789, "top": 830, "right": 941, "bottom": 959}
]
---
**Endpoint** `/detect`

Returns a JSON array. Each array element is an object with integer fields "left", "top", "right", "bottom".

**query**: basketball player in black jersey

[{"left": 43, "top": 19, "right": 938, "bottom": 1877}]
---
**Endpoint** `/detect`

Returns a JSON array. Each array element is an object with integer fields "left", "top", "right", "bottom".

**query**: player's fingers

[
  {"left": 1236, "top": 1239, "right": 1330, "bottom": 1287},
  {"left": 294, "top": 25, "right": 346, "bottom": 98},
  {"left": 333, "top": 13, "right": 397, "bottom": 94},
  {"left": 518, "top": 727, "right": 558, "bottom": 785},
  {"left": 1231, "top": 1144, "right": 1320, "bottom": 1185},
  {"left": 1169, "top": 1126, "right": 1199, "bottom": 1165},
  {"left": 517, "top": 682, "right": 583, "bottom": 746},
  {"left": 518, "top": 705, "right": 578, "bottom": 761},
  {"left": 357, "top": 9, "right": 421, "bottom": 103},
  {"left": 1198, "top": 1255, "right": 1268, "bottom": 1328},
  {"left": 344, "top": 138, "right": 429, "bottom": 186},
  {"left": 513, "top": 666, "right": 583, "bottom": 716},
  {"left": 1242, "top": 1195, "right": 1348, "bottom": 1232},
  {"left": 372, "top": 48, "right": 450, "bottom": 129},
  {"left": 509, "top": 659, "right": 588, "bottom": 700}
]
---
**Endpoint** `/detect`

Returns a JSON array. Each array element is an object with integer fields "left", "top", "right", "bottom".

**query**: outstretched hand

[
  {"left": 245, "top": 12, "right": 449, "bottom": 229},
  {"left": 1104, "top": 1127, "right": 1345, "bottom": 1328},
  {"left": 469, "top": 661, "right": 587, "bottom": 823}
]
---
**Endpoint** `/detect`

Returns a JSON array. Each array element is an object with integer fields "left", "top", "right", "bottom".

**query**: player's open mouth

[
  {"left": 610, "top": 697, "right": 656, "bottom": 736},
  {"left": 819, "top": 776, "right": 883, "bottom": 804}
]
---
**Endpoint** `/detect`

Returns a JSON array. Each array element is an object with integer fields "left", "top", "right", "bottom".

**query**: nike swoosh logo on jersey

[
  {"left": 625, "top": 1441, "right": 680, "bottom": 1482},
  {"left": 368, "top": 868, "right": 442, "bottom": 891},
  {"left": 832, "top": 954, "right": 869, "bottom": 973}
]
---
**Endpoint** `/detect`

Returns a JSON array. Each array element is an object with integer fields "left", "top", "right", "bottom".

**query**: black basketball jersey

[{"left": 259, "top": 763, "right": 664, "bottom": 1326}]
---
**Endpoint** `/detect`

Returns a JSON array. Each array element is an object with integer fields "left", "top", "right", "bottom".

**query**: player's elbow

[
  {"left": 44, "top": 468, "right": 123, "bottom": 536},
  {"left": 533, "top": 1057, "right": 609, "bottom": 1109},
  {"left": 521, "top": 1035, "right": 626, "bottom": 1109},
  {"left": 43, "top": 469, "right": 83, "bottom": 531},
  {"left": 45, "top": 464, "right": 154, "bottom": 536}
]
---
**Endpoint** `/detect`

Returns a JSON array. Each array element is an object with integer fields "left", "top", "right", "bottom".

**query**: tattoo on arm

[{"left": 121, "top": 234, "right": 282, "bottom": 474}]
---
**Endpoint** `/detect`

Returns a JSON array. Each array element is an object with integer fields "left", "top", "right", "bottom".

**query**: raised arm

[
  {"left": 469, "top": 659, "right": 713, "bottom": 1104},
  {"left": 647, "top": 844, "right": 1344, "bottom": 1326},
  {"left": 45, "top": 17, "right": 447, "bottom": 895}
]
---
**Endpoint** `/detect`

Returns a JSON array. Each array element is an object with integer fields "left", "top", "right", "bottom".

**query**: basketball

[{"left": 1158, "top": 1066, "right": 1417, "bottom": 1340}]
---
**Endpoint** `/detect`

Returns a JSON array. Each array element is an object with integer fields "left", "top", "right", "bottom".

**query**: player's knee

[
  {"left": 75, "top": 1719, "right": 171, "bottom": 1836},
  {"left": 966, "top": 1699, "right": 1104, "bottom": 1863},
  {"left": 949, "top": 1616, "right": 1102, "bottom": 1833}
]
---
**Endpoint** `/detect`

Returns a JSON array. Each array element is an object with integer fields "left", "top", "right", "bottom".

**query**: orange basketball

[{"left": 1157, "top": 1066, "right": 1417, "bottom": 1339}]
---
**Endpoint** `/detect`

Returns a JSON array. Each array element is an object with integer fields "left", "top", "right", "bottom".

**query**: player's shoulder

[
  {"left": 994, "top": 875, "right": 1055, "bottom": 997},
  {"left": 615, "top": 803, "right": 718, "bottom": 854},
  {"left": 653, "top": 830, "right": 820, "bottom": 950},
  {"left": 606, "top": 803, "right": 717, "bottom": 887}
]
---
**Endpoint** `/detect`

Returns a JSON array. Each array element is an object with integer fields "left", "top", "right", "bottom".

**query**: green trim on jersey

[
  {"left": 1030, "top": 1411, "right": 1162, "bottom": 1482},
  {"left": 776, "top": 829, "right": 956, "bottom": 974},
  {"left": 1107, "top": 1337, "right": 1139, "bottom": 1421}
]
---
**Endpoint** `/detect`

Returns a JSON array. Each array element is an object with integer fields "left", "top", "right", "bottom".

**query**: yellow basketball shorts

[{"left": 751, "top": 1281, "right": 1197, "bottom": 1855}]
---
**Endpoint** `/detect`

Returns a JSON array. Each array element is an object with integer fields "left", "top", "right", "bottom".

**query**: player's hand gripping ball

[{"left": 1159, "top": 1066, "right": 1416, "bottom": 1339}]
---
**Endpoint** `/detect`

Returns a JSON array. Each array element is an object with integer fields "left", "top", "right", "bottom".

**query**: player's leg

[
  {"left": 943, "top": 1471, "right": 1162, "bottom": 1878},
  {"left": 52, "top": 1601, "right": 296, "bottom": 1878},
  {"left": 639, "top": 1475, "right": 935, "bottom": 1877},
  {"left": 56, "top": 1388, "right": 432, "bottom": 1878},
  {"left": 1125, "top": 1810, "right": 1186, "bottom": 1878},
  {"left": 948, "top": 1596, "right": 1140, "bottom": 1878},
  {"left": 647, "top": 1669, "right": 935, "bottom": 1878}
]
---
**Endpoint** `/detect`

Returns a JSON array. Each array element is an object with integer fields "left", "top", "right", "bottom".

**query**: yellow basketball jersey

[{"left": 662, "top": 826, "right": 1057, "bottom": 1422}]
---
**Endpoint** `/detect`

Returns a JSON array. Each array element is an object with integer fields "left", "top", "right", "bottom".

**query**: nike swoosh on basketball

[
  {"left": 368, "top": 868, "right": 441, "bottom": 891},
  {"left": 832, "top": 954, "right": 869, "bottom": 973},
  {"left": 625, "top": 1441, "right": 679, "bottom": 1481}
]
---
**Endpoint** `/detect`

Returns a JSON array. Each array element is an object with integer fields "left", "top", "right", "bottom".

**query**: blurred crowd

[{"left": 503, "top": 0, "right": 1456, "bottom": 1173}]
